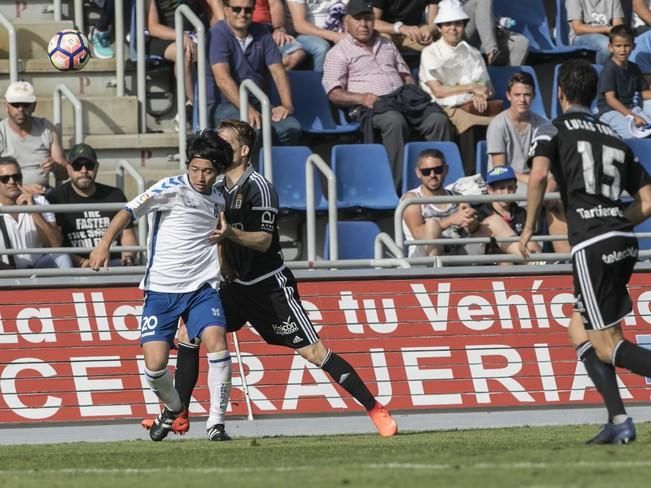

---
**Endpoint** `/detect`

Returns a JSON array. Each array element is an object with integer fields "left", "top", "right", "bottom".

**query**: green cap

[{"left": 68, "top": 143, "right": 98, "bottom": 163}]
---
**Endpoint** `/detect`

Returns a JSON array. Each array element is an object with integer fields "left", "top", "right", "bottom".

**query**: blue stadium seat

[
  {"left": 331, "top": 144, "right": 399, "bottom": 211},
  {"left": 259, "top": 146, "right": 328, "bottom": 212},
  {"left": 493, "top": 0, "right": 584, "bottom": 55},
  {"left": 283, "top": 71, "right": 359, "bottom": 136},
  {"left": 476, "top": 140, "right": 488, "bottom": 180},
  {"left": 401, "top": 141, "right": 465, "bottom": 195},
  {"left": 635, "top": 218, "right": 651, "bottom": 252},
  {"left": 323, "top": 221, "right": 381, "bottom": 259},
  {"left": 551, "top": 63, "right": 603, "bottom": 119},
  {"left": 487, "top": 65, "right": 548, "bottom": 119},
  {"left": 624, "top": 139, "right": 651, "bottom": 173}
]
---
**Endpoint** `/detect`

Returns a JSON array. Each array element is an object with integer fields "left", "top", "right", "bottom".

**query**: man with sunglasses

[
  {"left": 209, "top": 0, "right": 302, "bottom": 145},
  {"left": 46, "top": 143, "right": 138, "bottom": 268},
  {"left": 0, "top": 156, "right": 72, "bottom": 270},
  {"left": 0, "top": 82, "right": 66, "bottom": 194}
]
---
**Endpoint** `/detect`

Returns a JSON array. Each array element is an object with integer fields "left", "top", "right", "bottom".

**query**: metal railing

[
  {"left": 53, "top": 83, "right": 83, "bottom": 145},
  {"left": 136, "top": 0, "right": 147, "bottom": 131},
  {"left": 115, "top": 159, "right": 146, "bottom": 246},
  {"left": 176, "top": 5, "right": 207, "bottom": 166},
  {"left": 240, "top": 80, "right": 273, "bottom": 180},
  {"left": 306, "top": 153, "right": 337, "bottom": 261},
  {"left": 0, "top": 12, "right": 18, "bottom": 82}
]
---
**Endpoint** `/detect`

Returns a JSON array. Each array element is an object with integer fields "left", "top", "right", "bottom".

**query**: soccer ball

[{"left": 47, "top": 29, "right": 90, "bottom": 71}]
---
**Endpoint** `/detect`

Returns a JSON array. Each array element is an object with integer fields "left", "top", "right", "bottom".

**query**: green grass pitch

[{"left": 2, "top": 424, "right": 651, "bottom": 487}]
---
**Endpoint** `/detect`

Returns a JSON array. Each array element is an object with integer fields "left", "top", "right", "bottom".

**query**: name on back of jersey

[{"left": 563, "top": 118, "right": 618, "bottom": 137}]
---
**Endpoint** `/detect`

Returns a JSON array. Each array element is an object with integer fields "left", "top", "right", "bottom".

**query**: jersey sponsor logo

[
  {"left": 140, "top": 315, "right": 158, "bottom": 338},
  {"left": 602, "top": 246, "right": 638, "bottom": 264},
  {"left": 234, "top": 193, "right": 243, "bottom": 209},
  {"left": 576, "top": 205, "right": 624, "bottom": 219},
  {"left": 261, "top": 210, "right": 276, "bottom": 232},
  {"left": 272, "top": 316, "right": 299, "bottom": 335}
]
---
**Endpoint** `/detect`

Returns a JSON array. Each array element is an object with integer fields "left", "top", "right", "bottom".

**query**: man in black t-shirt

[
  {"left": 520, "top": 60, "right": 651, "bottom": 445},
  {"left": 47, "top": 143, "right": 137, "bottom": 267},
  {"left": 372, "top": 0, "right": 438, "bottom": 53}
]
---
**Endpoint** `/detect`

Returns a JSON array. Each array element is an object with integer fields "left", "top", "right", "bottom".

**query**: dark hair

[
  {"left": 609, "top": 24, "right": 635, "bottom": 43},
  {"left": 557, "top": 60, "right": 598, "bottom": 108},
  {"left": 507, "top": 71, "right": 535, "bottom": 95},
  {"left": 417, "top": 148, "right": 446, "bottom": 165},
  {"left": 218, "top": 119, "right": 257, "bottom": 156},
  {"left": 0, "top": 156, "right": 20, "bottom": 170},
  {"left": 186, "top": 130, "right": 232, "bottom": 173}
]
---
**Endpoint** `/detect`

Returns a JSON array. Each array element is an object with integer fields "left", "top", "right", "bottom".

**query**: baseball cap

[
  {"left": 347, "top": 0, "right": 374, "bottom": 17},
  {"left": 4, "top": 81, "right": 36, "bottom": 103},
  {"left": 486, "top": 165, "right": 516, "bottom": 185},
  {"left": 68, "top": 143, "right": 98, "bottom": 164},
  {"left": 434, "top": 0, "right": 470, "bottom": 24}
]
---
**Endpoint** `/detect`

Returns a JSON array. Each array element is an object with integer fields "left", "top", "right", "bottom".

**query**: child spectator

[{"left": 597, "top": 25, "right": 651, "bottom": 139}]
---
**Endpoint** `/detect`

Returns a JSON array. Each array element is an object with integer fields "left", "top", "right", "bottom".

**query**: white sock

[
  {"left": 145, "top": 367, "right": 183, "bottom": 413},
  {"left": 206, "top": 350, "right": 232, "bottom": 428}
]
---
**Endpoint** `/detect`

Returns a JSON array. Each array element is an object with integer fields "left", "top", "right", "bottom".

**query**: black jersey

[
  {"left": 528, "top": 107, "right": 651, "bottom": 247},
  {"left": 215, "top": 165, "right": 284, "bottom": 283}
]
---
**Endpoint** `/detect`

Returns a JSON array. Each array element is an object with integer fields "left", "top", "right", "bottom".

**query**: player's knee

[
  {"left": 297, "top": 342, "right": 327, "bottom": 366},
  {"left": 593, "top": 343, "right": 614, "bottom": 364}
]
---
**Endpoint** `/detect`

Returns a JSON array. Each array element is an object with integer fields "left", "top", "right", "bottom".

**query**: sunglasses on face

[
  {"left": 419, "top": 166, "right": 445, "bottom": 176},
  {"left": 229, "top": 5, "right": 254, "bottom": 14},
  {"left": 71, "top": 160, "right": 97, "bottom": 171},
  {"left": 9, "top": 102, "right": 32, "bottom": 109},
  {"left": 0, "top": 173, "right": 22, "bottom": 184}
]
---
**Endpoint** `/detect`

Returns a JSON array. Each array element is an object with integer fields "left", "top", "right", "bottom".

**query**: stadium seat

[
  {"left": 493, "top": 0, "right": 584, "bottom": 55},
  {"left": 259, "top": 146, "right": 328, "bottom": 212},
  {"left": 282, "top": 71, "right": 360, "bottom": 136},
  {"left": 624, "top": 139, "right": 651, "bottom": 173},
  {"left": 323, "top": 221, "right": 381, "bottom": 259},
  {"left": 401, "top": 141, "right": 465, "bottom": 195},
  {"left": 487, "top": 65, "right": 548, "bottom": 119},
  {"left": 331, "top": 144, "right": 399, "bottom": 211},
  {"left": 550, "top": 63, "right": 603, "bottom": 118},
  {"left": 476, "top": 140, "right": 488, "bottom": 180}
]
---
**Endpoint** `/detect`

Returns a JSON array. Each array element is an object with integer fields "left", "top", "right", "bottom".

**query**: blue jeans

[
  {"left": 295, "top": 34, "right": 331, "bottom": 72},
  {"left": 573, "top": 33, "right": 611, "bottom": 65},
  {"left": 211, "top": 102, "right": 302, "bottom": 146},
  {"left": 600, "top": 100, "right": 651, "bottom": 138}
]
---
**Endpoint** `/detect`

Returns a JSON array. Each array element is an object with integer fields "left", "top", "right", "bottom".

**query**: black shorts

[
  {"left": 219, "top": 267, "right": 320, "bottom": 349},
  {"left": 572, "top": 234, "right": 638, "bottom": 330},
  {"left": 147, "top": 37, "right": 173, "bottom": 59}
]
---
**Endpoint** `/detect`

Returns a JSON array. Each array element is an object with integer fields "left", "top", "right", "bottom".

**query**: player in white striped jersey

[{"left": 89, "top": 131, "right": 233, "bottom": 441}]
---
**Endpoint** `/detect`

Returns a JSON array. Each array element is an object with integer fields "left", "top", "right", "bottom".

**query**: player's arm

[
  {"left": 570, "top": 19, "right": 611, "bottom": 35},
  {"left": 625, "top": 184, "right": 651, "bottom": 225},
  {"left": 519, "top": 155, "right": 550, "bottom": 258},
  {"left": 89, "top": 209, "right": 133, "bottom": 270},
  {"left": 213, "top": 211, "right": 272, "bottom": 252}
]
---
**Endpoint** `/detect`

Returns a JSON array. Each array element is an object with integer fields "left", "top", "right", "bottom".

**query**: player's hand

[
  {"left": 518, "top": 227, "right": 535, "bottom": 260},
  {"left": 15, "top": 185, "right": 34, "bottom": 205},
  {"left": 88, "top": 244, "right": 110, "bottom": 271},
  {"left": 271, "top": 105, "right": 290, "bottom": 122},
  {"left": 210, "top": 211, "right": 233, "bottom": 244},
  {"left": 220, "top": 259, "right": 239, "bottom": 284},
  {"left": 247, "top": 106, "right": 262, "bottom": 129}
]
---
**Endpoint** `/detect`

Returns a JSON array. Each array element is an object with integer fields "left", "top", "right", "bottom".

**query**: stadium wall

[{"left": 2, "top": 266, "right": 651, "bottom": 425}]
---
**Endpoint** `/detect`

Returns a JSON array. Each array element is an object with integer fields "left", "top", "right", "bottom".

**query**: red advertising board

[{"left": 2, "top": 272, "right": 651, "bottom": 424}]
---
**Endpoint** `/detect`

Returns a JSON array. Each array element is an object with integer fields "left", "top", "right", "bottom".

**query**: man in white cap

[{"left": 0, "top": 81, "right": 66, "bottom": 194}]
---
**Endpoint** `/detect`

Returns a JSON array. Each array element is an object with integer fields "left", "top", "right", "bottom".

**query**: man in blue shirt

[{"left": 209, "top": 0, "right": 302, "bottom": 145}]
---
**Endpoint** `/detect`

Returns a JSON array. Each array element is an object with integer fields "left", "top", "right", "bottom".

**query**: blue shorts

[{"left": 139, "top": 283, "right": 226, "bottom": 345}]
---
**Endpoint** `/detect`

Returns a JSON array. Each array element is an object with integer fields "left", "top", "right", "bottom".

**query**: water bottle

[{"left": 497, "top": 17, "right": 516, "bottom": 29}]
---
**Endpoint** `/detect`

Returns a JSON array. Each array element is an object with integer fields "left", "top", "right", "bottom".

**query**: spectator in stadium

[
  {"left": 285, "top": 0, "right": 348, "bottom": 71},
  {"left": 419, "top": 0, "right": 498, "bottom": 174},
  {"left": 46, "top": 143, "right": 138, "bottom": 268},
  {"left": 89, "top": 130, "right": 233, "bottom": 443},
  {"left": 0, "top": 156, "right": 72, "bottom": 270},
  {"left": 476, "top": 165, "right": 540, "bottom": 256},
  {"left": 566, "top": 0, "right": 625, "bottom": 65},
  {"left": 371, "top": 0, "right": 438, "bottom": 54},
  {"left": 429, "top": 0, "right": 529, "bottom": 66},
  {"left": 142, "top": 119, "right": 398, "bottom": 439},
  {"left": 0, "top": 81, "right": 66, "bottom": 194},
  {"left": 89, "top": 0, "right": 115, "bottom": 59},
  {"left": 209, "top": 0, "right": 302, "bottom": 145},
  {"left": 401, "top": 148, "right": 523, "bottom": 259},
  {"left": 486, "top": 71, "right": 547, "bottom": 196},
  {"left": 212, "top": 0, "right": 307, "bottom": 69},
  {"left": 323, "top": 0, "right": 452, "bottom": 186},
  {"left": 632, "top": 0, "right": 651, "bottom": 35},
  {"left": 597, "top": 25, "right": 651, "bottom": 139},
  {"left": 520, "top": 60, "right": 651, "bottom": 445}
]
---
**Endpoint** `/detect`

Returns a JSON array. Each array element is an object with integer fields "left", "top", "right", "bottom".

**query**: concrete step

[
  {"left": 0, "top": 95, "right": 139, "bottom": 135},
  {"left": 0, "top": 20, "right": 76, "bottom": 59},
  {"left": 0, "top": 2, "right": 70, "bottom": 23}
]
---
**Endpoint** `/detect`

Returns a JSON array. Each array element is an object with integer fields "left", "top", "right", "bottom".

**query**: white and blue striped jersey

[{"left": 126, "top": 173, "right": 225, "bottom": 293}]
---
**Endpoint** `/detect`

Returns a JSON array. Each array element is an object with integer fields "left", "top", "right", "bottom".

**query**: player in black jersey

[
  {"left": 520, "top": 60, "right": 651, "bottom": 444},
  {"left": 145, "top": 119, "right": 398, "bottom": 438}
]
